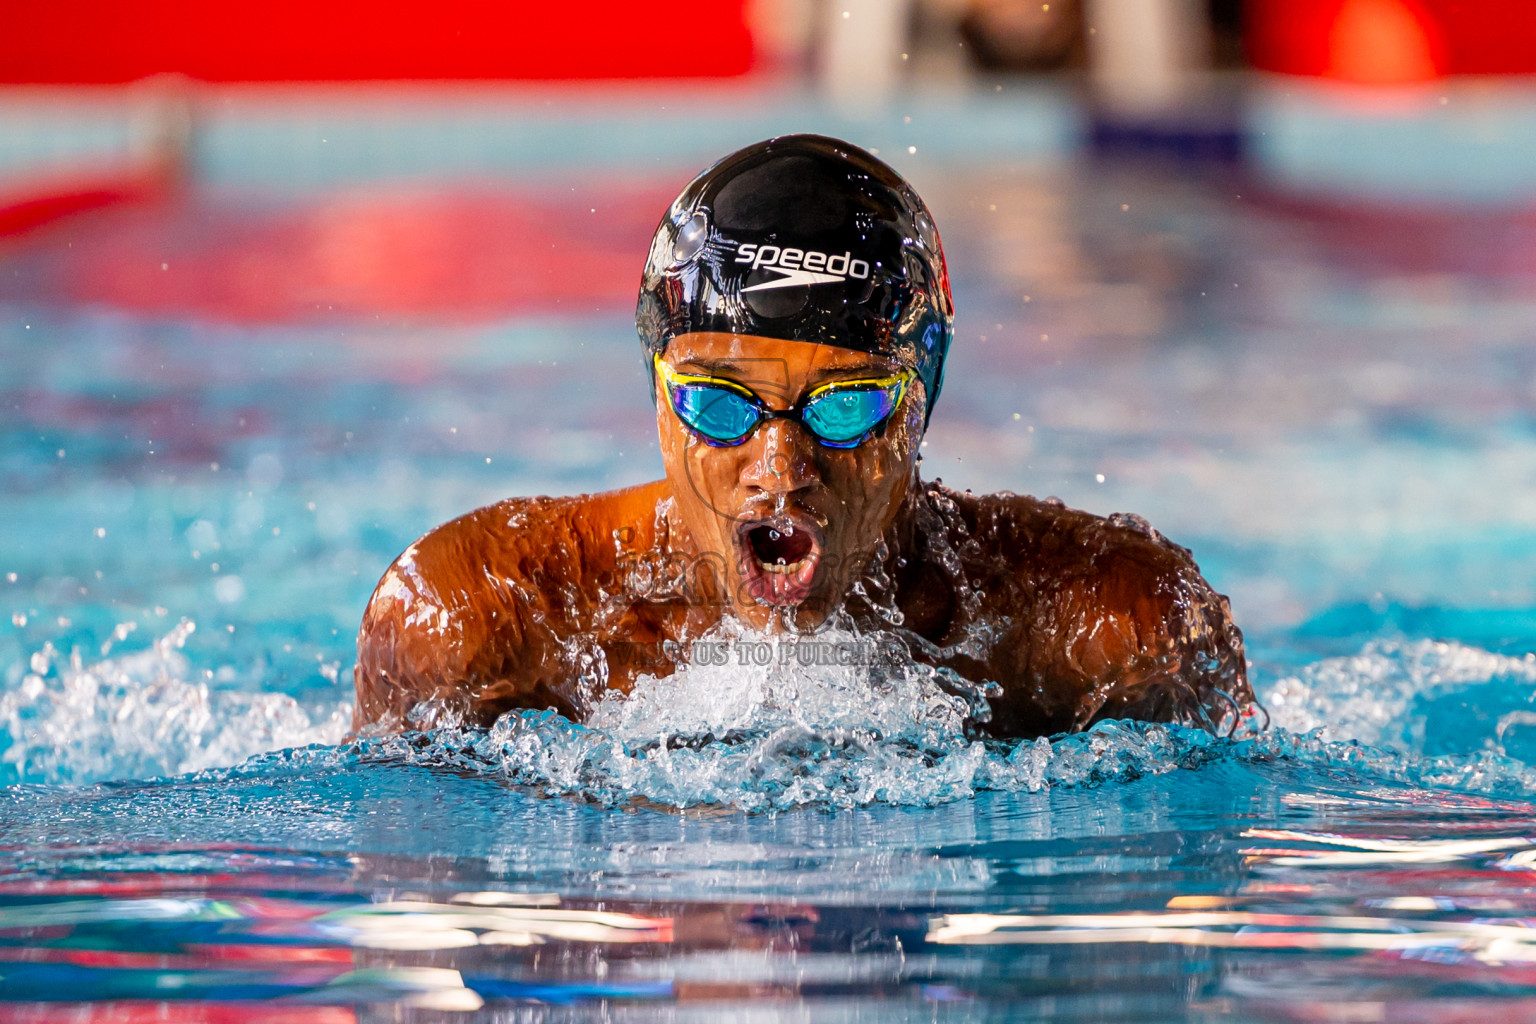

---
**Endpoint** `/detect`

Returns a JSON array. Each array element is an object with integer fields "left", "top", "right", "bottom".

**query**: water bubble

[
  {"left": 247, "top": 453, "right": 285, "bottom": 490},
  {"left": 186, "top": 520, "right": 218, "bottom": 552},
  {"left": 213, "top": 576, "right": 246, "bottom": 604},
  {"left": 11, "top": 613, "right": 26, "bottom": 627}
]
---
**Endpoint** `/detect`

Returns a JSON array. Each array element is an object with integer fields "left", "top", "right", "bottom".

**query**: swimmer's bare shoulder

[
  {"left": 352, "top": 480, "right": 669, "bottom": 733},
  {"left": 947, "top": 486, "right": 1250, "bottom": 735}
]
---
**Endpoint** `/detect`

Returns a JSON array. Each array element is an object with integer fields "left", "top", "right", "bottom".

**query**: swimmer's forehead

[{"left": 665, "top": 332, "right": 901, "bottom": 378}]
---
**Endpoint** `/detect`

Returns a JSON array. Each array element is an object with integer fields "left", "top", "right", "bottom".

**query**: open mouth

[
  {"left": 737, "top": 518, "right": 823, "bottom": 606},
  {"left": 748, "top": 523, "right": 815, "bottom": 573}
]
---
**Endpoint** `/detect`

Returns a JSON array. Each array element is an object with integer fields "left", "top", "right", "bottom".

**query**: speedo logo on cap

[{"left": 735, "top": 243, "right": 871, "bottom": 293}]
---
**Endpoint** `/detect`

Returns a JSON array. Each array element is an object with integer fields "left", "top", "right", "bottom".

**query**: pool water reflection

[{"left": 6, "top": 758, "right": 1536, "bottom": 1021}]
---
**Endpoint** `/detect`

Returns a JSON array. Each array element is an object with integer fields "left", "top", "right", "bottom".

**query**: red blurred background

[
  {"left": 0, "top": 0, "right": 756, "bottom": 82},
  {"left": 1248, "top": 0, "right": 1536, "bottom": 83},
  {"left": 3, "top": 0, "right": 1536, "bottom": 87}
]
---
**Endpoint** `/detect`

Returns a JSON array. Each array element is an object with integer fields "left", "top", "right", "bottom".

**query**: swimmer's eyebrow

[
  {"left": 672, "top": 356, "right": 899, "bottom": 380},
  {"left": 671, "top": 357, "right": 766, "bottom": 376}
]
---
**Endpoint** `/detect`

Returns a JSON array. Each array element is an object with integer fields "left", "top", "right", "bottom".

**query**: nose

[{"left": 739, "top": 418, "right": 820, "bottom": 498}]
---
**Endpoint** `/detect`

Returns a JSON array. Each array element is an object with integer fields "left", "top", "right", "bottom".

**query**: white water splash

[
  {"left": 358, "top": 631, "right": 1536, "bottom": 811},
  {"left": 573, "top": 625, "right": 1006, "bottom": 808},
  {"left": 0, "top": 620, "right": 352, "bottom": 785},
  {"left": 374, "top": 623, "right": 1220, "bottom": 811},
  {"left": 14, "top": 618, "right": 1536, "bottom": 810},
  {"left": 588, "top": 627, "right": 985, "bottom": 751},
  {"left": 1264, "top": 639, "right": 1536, "bottom": 753}
]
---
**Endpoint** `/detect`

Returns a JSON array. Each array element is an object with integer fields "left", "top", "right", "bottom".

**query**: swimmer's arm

[
  {"left": 352, "top": 508, "right": 570, "bottom": 733},
  {"left": 353, "top": 558, "right": 478, "bottom": 733},
  {"left": 1040, "top": 529, "right": 1251, "bottom": 732}
]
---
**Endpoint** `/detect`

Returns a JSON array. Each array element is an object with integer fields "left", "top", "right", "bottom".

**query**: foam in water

[
  {"left": 10, "top": 619, "right": 1536, "bottom": 812},
  {"left": 333, "top": 621, "right": 1234, "bottom": 812},
  {"left": 0, "top": 620, "right": 351, "bottom": 785},
  {"left": 325, "top": 631, "right": 1536, "bottom": 813},
  {"left": 1265, "top": 639, "right": 1536, "bottom": 754}
]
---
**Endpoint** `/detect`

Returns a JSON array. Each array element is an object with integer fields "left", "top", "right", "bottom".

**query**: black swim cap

[{"left": 636, "top": 134, "right": 953, "bottom": 423}]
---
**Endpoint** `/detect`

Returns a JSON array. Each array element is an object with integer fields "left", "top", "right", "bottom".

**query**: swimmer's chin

[{"left": 734, "top": 517, "right": 824, "bottom": 608}]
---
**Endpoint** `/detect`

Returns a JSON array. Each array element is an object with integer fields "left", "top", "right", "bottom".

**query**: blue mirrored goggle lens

[
  {"left": 802, "top": 386, "right": 901, "bottom": 445},
  {"left": 668, "top": 384, "right": 760, "bottom": 444}
]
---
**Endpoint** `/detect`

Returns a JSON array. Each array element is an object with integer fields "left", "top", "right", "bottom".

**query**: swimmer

[{"left": 354, "top": 134, "right": 1250, "bottom": 737}]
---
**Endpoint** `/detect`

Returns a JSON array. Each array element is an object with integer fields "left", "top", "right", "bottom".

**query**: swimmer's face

[{"left": 654, "top": 331, "right": 925, "bottom": 631}]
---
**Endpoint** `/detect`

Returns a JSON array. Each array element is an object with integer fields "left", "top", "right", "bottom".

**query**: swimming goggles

[{"left": 656, "top": 355, "right": 912, "bottom": 449}]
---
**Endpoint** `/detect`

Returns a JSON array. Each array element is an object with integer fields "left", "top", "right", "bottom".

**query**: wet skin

[{"left": 354, "top": 332, "right": 1250, "bottom": 737}]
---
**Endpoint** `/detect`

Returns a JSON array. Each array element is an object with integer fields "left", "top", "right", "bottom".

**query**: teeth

[{"left": 758, "top": 556, "right": 809, "bottom": 575}]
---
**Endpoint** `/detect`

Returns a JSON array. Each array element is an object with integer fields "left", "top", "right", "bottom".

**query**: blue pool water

[{"left": 4, "top": 141, "right": 1536, "bottom": 1020}]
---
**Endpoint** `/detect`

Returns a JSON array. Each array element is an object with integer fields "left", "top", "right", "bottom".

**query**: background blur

[{"left": 4, "top": 0, "right": 1536, "bottom": 746}]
